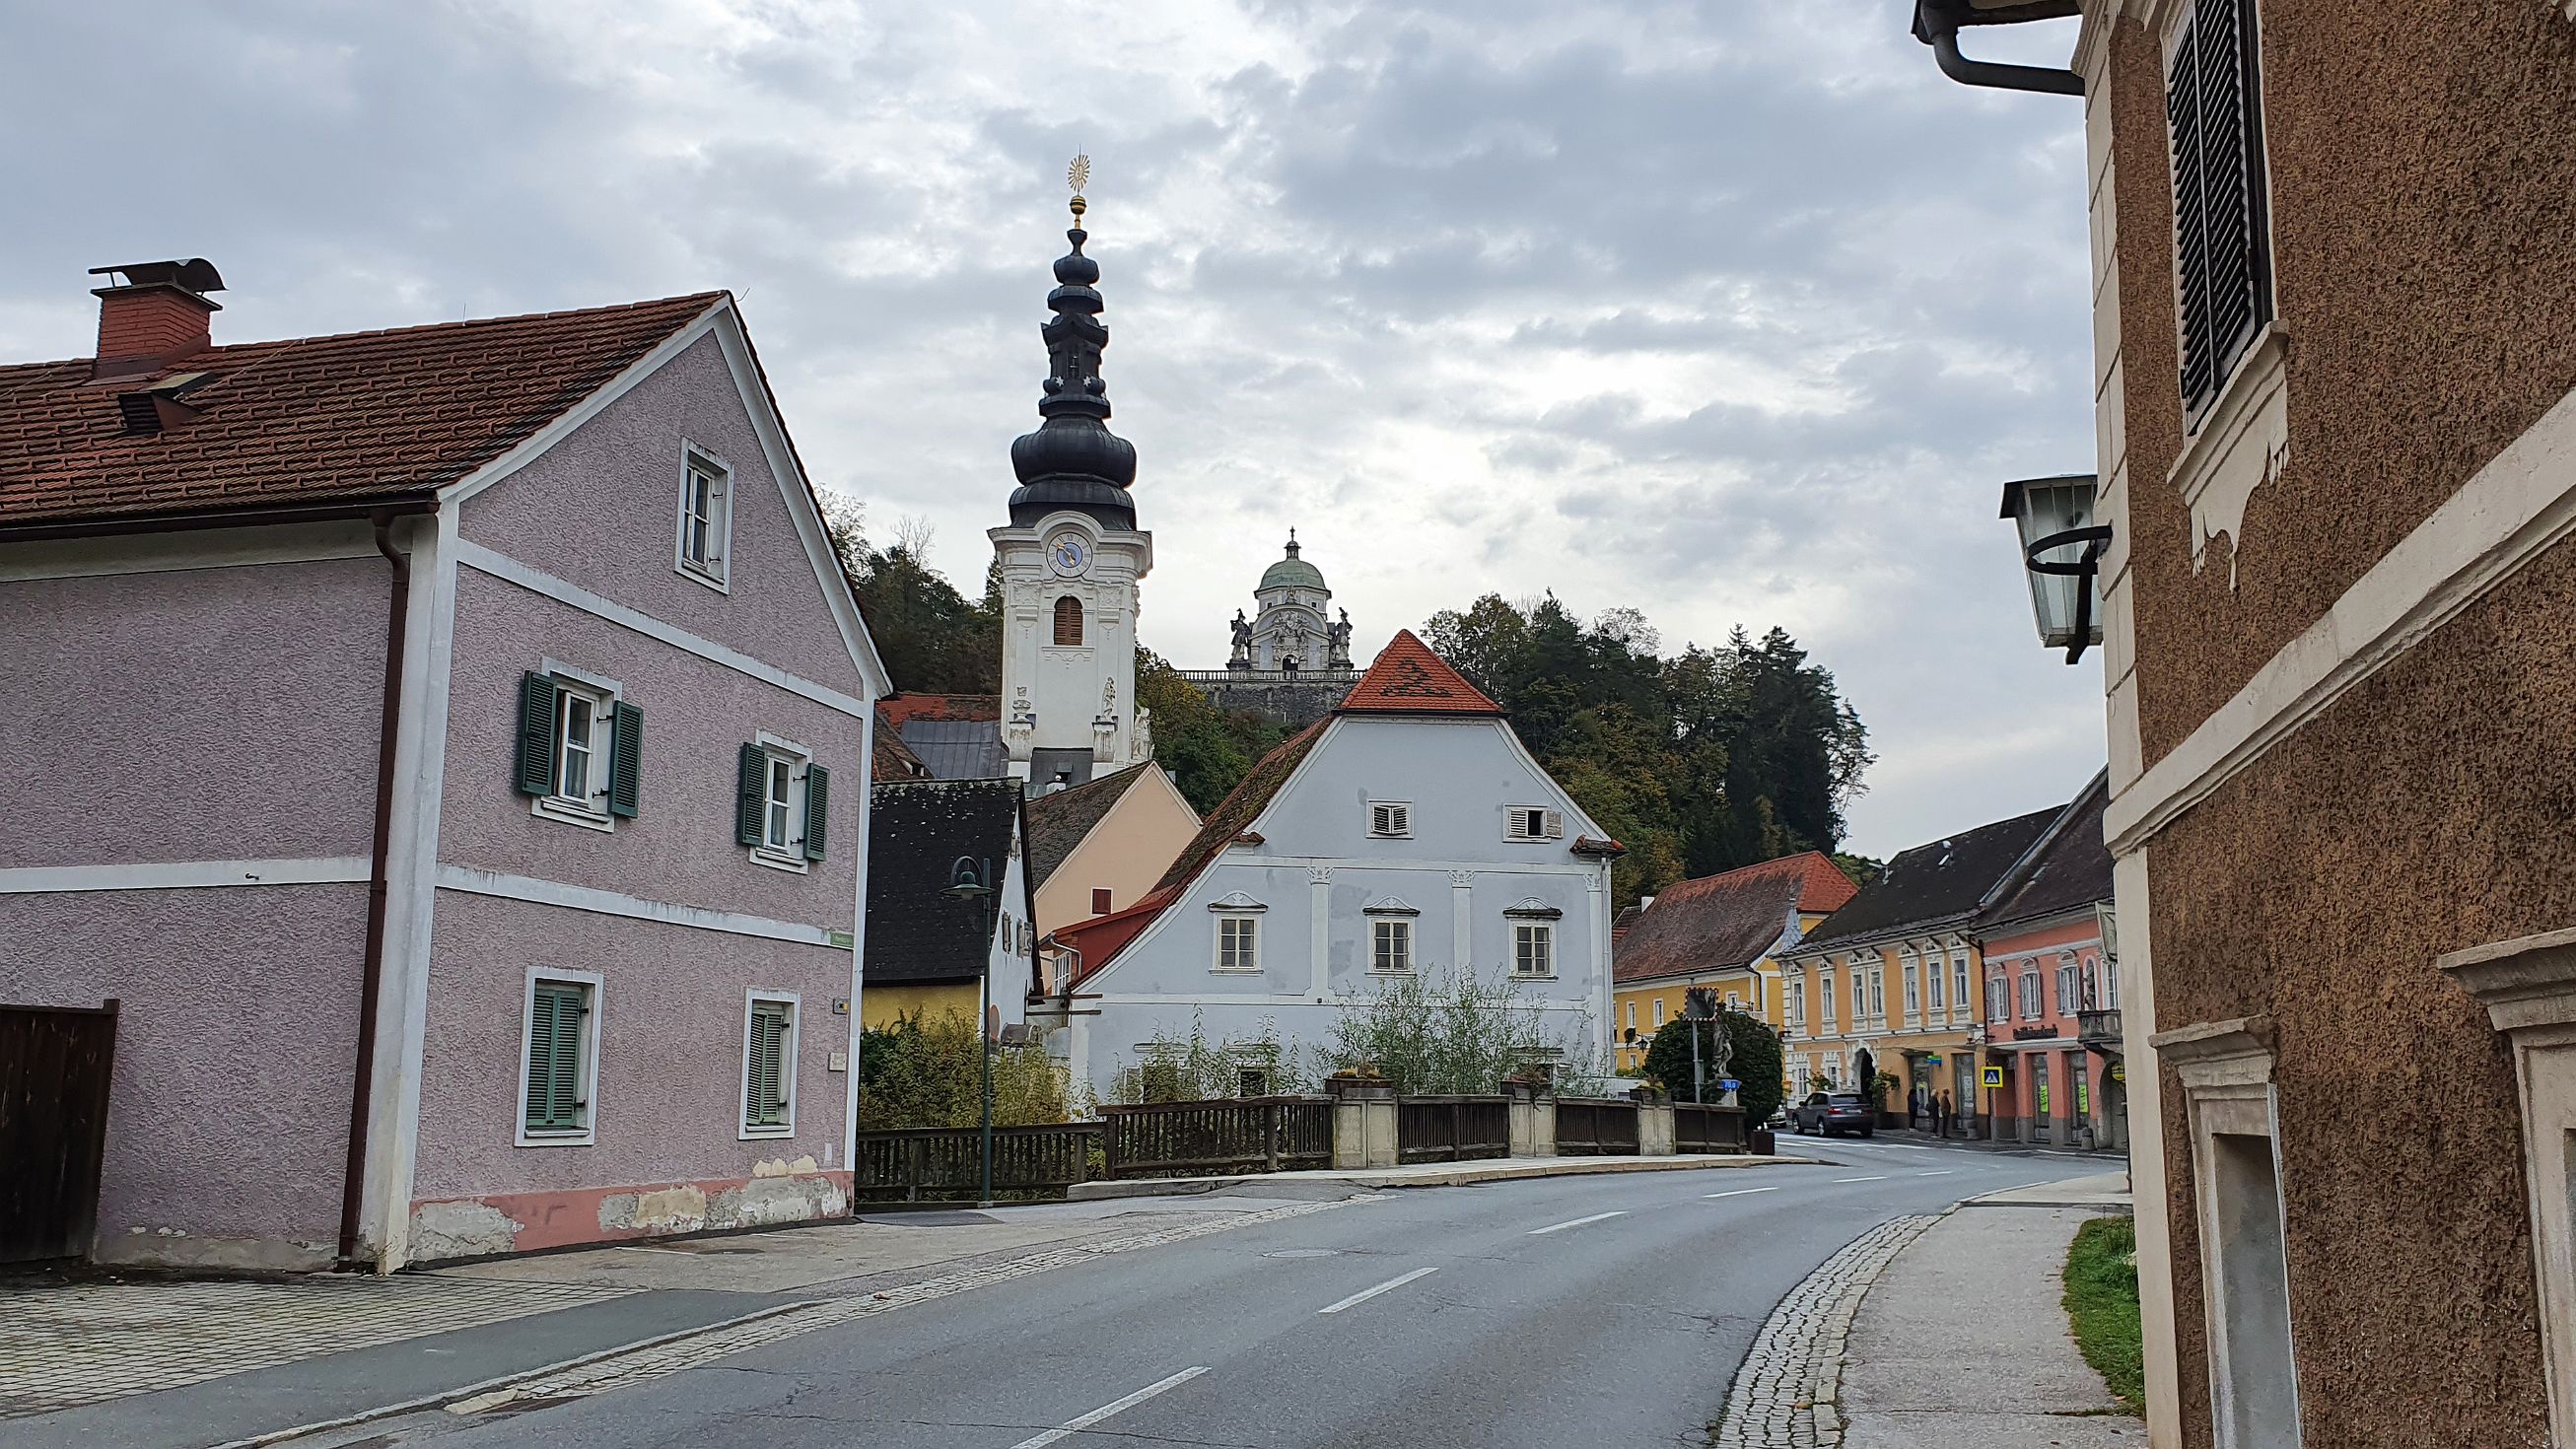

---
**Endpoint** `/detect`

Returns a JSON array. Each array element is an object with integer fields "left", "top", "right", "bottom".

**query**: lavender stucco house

[{"left": 0, "top": 261, "right": 890, "bottom": 1270}]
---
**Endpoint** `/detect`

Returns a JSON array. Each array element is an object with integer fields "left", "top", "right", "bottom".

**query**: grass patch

[{"left": 2062, "top": 1214, "right": 2145, "bottom": 1415}]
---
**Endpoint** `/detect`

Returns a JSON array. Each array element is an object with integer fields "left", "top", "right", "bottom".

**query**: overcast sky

[{"left": 0, "top": 1, "right": 2103, "bottom": 860}]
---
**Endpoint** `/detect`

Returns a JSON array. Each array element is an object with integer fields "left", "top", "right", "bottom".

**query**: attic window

[
  {"left": 1505, "top": 806, "right": 1563, "bottom": 842},
  {"left": 1368, "top": 801, "right": 1412, "bottom": 838},
  {"left": 676, "top": 447, "right": 731, "bottom": 589},
  {"left": 114, "top": 372, "right": 210, "bottom": 436}
]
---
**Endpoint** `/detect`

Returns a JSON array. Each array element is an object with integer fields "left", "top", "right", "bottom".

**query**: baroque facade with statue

[{"left": 1189, "top": 532, "right": 1361, "bottom": 726}]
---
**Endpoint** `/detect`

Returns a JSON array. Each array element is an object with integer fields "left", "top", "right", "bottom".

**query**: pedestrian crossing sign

[{"left": 1981, "top": 1066, "right": 2003, "bottom": 1087}]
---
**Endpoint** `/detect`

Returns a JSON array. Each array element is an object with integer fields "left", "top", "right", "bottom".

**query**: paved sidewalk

[{"left": 1838, "top": 1204, "right": 2142, "bottom": 1448}]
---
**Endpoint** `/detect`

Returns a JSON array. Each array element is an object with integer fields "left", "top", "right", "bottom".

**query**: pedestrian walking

[{"left": 1935, "top": 1089, "right": 1954, "bottom": 1138}]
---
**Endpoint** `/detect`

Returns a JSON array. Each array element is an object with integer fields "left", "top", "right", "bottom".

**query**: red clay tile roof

[
  {"left": 1613, "top": 851, "right": 1859, "bottom": 986},
  {"left": 0, "top": 293, "right": 724, "bottom": 527},
  {"left": 1335, "top": 630, "right": 1503, "bottom": 716},
  {"left": 1057, "top": 721, "right": 1327, "bottom": 987},
  {"left": 878, "top": 694, "right": 1003, "bottom": 726},
  {"left": 872, "top": 709, "right": 932, "bottom": 780}
]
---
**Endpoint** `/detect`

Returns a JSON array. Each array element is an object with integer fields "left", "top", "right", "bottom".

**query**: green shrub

[
  {"left": 1639, "top": 1009, "right": 1784, "bottom": 1125},
  {"left": 855, "top": 1009, "right": 1071, "bottom": 1130},
  {"left": 2062, "top": 1214, "right": 2144, "bottom": 1414}
]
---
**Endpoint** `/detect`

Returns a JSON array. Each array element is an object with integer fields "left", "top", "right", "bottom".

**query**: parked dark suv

[{"left": 1790, "top": 1091, "right": 1874, "bottom": 1138}]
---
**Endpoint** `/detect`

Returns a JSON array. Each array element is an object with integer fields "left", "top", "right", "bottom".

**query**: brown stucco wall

[
  {"left": 2112, "top": 3, "right": 2576, "bottom": 767},
  {"left": 2144, "top": 531, "right": 2576, "bottom": 1448}
]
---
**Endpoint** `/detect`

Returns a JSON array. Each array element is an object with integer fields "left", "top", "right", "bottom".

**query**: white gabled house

[{"left": 1038, "top": 631, "right": 1625, "bottom": 1097}]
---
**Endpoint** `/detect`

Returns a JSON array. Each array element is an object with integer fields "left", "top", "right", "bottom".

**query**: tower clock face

[{"left": 1046, "top": 532, "right": 1091, "bottom": 578}]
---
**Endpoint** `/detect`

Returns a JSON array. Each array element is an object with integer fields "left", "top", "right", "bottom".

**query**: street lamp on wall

[
  {"left": 946, "top": 856, "right": 999, "bottom": 1208},
  {"left": 2000, "top": 473, "right": 2110, "bottom": 664}
]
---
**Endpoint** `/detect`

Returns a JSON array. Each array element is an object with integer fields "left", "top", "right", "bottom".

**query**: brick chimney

[{"left": 89, "top": 259, "right": 224, "bottom": 379}]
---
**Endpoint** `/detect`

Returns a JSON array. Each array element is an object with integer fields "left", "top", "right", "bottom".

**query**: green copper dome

[{"left": 1259, "top": 534, "right": 1327, "bottom": 593}]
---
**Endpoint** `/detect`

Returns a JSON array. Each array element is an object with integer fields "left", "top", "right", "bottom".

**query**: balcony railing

[{"left": 2076, "top": 1008, "right": 2123, "bottom": 1047}]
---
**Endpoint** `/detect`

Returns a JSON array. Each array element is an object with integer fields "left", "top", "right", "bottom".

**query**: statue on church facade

[
  {"left": 1327, "top": 608, "right": 1354, "bottom": 669},
  {"left": 1228, "top": 609, "right": 1254, "bottom": 668}
]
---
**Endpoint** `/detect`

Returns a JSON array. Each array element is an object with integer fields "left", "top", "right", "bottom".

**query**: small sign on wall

[
  {"left": 828, "top": 1051, "right": 850, "bottom": 1073},
  {"left": 828, "top": 930, "right": 856, "bottom": 949}
]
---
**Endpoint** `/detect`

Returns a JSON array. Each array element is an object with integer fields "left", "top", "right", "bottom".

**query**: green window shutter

[
  {"left": 523, "top": 989, "right": 559, "bottom": 1129},
  {"left": 516, "top": 672, "right": 559, "bottom": 796},
  {"left": 607, "top": 703, "right": 644, "bottom": 818},
  {"left": 523, "top": 982, "right": 589, "bottom": 1132},
  {"left": 745, "top": 1002, "right": 789, "bottom": 1127},
  {"left": 801, "top": 764, "right": 830, "bottom": 862},
  {"left": 736, "top": 743, "right": 765, "bottom": 846}
]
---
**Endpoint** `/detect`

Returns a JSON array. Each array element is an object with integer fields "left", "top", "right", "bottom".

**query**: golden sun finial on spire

[{"left": 1068, "top": 152, "right": 1090, "bottom": 224}]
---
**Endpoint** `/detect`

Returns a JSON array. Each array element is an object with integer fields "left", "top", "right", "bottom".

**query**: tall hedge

[{"left": 1640, "top": 1009, "right": 1785, "bottom": 1127}]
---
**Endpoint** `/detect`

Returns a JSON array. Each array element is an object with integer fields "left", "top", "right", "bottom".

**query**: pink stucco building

[
  {"left": 0, "top": 261, "right": 888, "bottom": 1270},
  {"left": 1972, "top": 771, "right": 2122, "bottom": 1151}
]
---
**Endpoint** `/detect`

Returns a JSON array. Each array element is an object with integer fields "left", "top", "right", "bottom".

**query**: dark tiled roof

[
  {"left": 1023, "top": 762, "right": 1152, "bottom": 890},
  {"left": 864, "top": 779, "right": 1021, "bottom": 987},
  {"left": 899, "top": 719, "right": 1009, "bottom": 781},
  {"left": 1978, "top": 770, "right": 2112, "bottom": 933},
  {"left": 1794, "top": 805, "right": 2062, "bottom": 950},
  {"left": 1613, "top": 851, "right": 1860, "bottom": 986},
  {"left": 1335, "top": 630, "right": 1503, "bottom": 716},
  {"left": 0, "top": 293, "right": 724, "bottom": 526}
]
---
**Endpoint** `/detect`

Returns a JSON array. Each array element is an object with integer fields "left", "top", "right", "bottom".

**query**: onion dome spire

[{"left": 1009, "top": 156, "right": 1138, "bottom": 529}]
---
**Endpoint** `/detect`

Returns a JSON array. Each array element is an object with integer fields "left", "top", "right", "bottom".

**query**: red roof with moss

[{"left": 1612, "top": 851, "right": 1859, "bottom": 986}]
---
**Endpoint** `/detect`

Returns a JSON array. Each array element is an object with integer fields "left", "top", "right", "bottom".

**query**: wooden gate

[{"left": 1, "top": 1002, "right": 119, "bottom": 1264}]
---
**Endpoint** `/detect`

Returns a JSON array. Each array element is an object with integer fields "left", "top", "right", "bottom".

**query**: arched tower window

[{"left": 1053, "top": 595, "right": 1084, "bottom": 646}]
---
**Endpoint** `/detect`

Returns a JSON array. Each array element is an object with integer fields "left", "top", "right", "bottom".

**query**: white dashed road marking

[
  {"left": 1527, "top": 1210, "right": 1628, "bottom": 1236},
  {"left": 1704, "top": 1187, "right": 1781, "bottom": 1200},
  {"left": 1316, "top": 1267, "right": 1439, "bottom": 1315},
  {"left": 1010, "top": 1367, "right": 1210, "bottom": 1449},
  {"left": 1915, "top": 1170, "right": 1956, "bottom": 1177},
  {"left": 1833, "top": 1176, "right": 1887, "bottom": 1183}
]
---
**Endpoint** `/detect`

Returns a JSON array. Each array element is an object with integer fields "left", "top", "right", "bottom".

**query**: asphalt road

[{"left": 326, "top": 1138, "right": 2105, "bottom": 1449}]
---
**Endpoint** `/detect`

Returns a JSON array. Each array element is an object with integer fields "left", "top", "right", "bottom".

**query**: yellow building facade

[{"left": 1609, "top": 853, "right": 1858, "bottom": 1079}]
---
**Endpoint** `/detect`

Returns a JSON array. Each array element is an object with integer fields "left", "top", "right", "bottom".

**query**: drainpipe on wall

[
  {"left": 339, "top": 505, "right": 433, "bottom": 1268},
  {"left": 1912, "top": 0, "right": 2085, "bottom": 97}
]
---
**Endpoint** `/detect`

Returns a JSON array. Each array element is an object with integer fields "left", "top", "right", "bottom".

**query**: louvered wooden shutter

[
  {"left": 516, "top": 672, "right": 559, "bottom": 795},
  {"left": 524, "top": 982, "right": 588, "bottom": 1131},
  {"left": 745, "top": 1002, "right": 789, "bottom": 1127},
  {"left": 801, "top": 764, "right": 830, "bottom": 861},
  {"left": 607, "top": 703, "right": 644, "bottom": 818},
  {"left": 2168, "top": 0, "right": 2270, "bottom": 415},
  {"left": 736, "top": 743, "right": 765, "bottom": 846},
  {"left": 1542, "top": 808, "right": 1564, "bottom": 840}
]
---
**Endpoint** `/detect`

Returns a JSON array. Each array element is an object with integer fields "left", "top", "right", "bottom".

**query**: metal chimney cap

[{"left": 88, "top": 259, "right": 227, "bottom": 295}]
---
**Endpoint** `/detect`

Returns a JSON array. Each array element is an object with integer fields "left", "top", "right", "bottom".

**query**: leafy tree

[
  {"left": 1639, "top": 1008, "right": 1785, "bottom": 1126},
  {"left": 855, "top": 1010, "right": 1070, "bottom": 1129},
  {"left": 821, "top": 494, "right": 999, "bottom": 694},
  {"left": 1831, "top": 852, "right": 1886, "bottom": 889},
  {"left": 1319, "top": 968, "right": 1604, "bottom": 1095},
  {"left": 1136, "top": 649, "right": 1286, "bottom": 814},
  {"left": 1105, "top": 1014, "right": 1308, "bottom": 1104}
]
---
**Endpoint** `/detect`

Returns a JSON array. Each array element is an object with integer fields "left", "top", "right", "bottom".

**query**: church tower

[{"left": 989, "top": 172, "right": 1153, "bottom": 788}]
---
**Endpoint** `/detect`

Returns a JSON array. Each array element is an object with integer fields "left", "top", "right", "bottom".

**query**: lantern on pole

[
  {"left": 1999, "top": 473, "right": 2109, "bottom": 663},
  {"left": 946, "top": 856, "right": 999, "bottom": 1208}
]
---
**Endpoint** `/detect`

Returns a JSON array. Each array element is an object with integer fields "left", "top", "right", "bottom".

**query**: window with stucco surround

[
  {"left": 2443, "top": 929, "right": 2576, "bottom": 1447},
  {"left": 1785, "top": 975, "right": 1805, "bottom": 1026},
  {"left": 1213, "top": 915, "right": 1261, "bottom": 974},
  {"left": 1925, "top": 956, "right": 1944, "bottom": 1013},
  {"left": 739, "top": 991, "right": 799, "bottom": 1139},
  {"left": 517, "top": 663, "right": 640, "bottom": 834},
  {"left": 1371, "top": 919, "right": 1413, "bottom": 974},
  {"left": 1987, "top": 974, "right": 2009, "bottom": 1023},
  {"left": 2019, "top": 967, "right": 2043, "bottom": 1020},
  {"left": 2057, "top": 956, "right": 2081, "bottom": 1016},
  {"left": 1503, "top": 805, "right": 1563, "bottom": 842},
  {"left": 518, "top": 970, "right": 600, "bottom": 1146},
  {"left": 1903, "top": 960, "right": 1920, "bottom": 1017},
  {"left": 736, "top": 733, "right": 826, "bottom": 872},
  {"left": 675, "top": 445, "right": 731, "bottom": 589},
  {"left": 1513, "top": 924, "right": 1554, "bottom": 978},
  {"left": 1653, "top": 998, "right": 1666, "bottom": 1027},
  {"left": 1951, "top": 954, "right": 1971, "bottom": 1023},
  {"left": 2148, "top": 1015, "right": 2303, "bottom": 1449},
  {"left": 1820, "top": 970, "right": 1837, "bottom": 1029}
]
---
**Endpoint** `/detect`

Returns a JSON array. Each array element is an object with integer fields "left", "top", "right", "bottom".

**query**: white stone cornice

[{"left": 2441, "top": 927, "right": 2576, "bottom": 1035}]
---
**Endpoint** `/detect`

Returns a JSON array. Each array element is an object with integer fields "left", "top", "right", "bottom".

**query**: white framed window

[
  {"left": 1371, "top": 919, "right": 1413, "bottom": 974},
  {"left": 1513, "top": 923, "right": 1554, "bottom": 978},
  {"left": 1368, "top": 800, "right": 1412, "bottom": 838},
  {"left": 1867, "top": 964, "right": 1884, "bottom": 1020},
  {"left": 1215, "top": 916, "right": 1261, "bottom": 973},
  {"left": 739, "top": 991, "right": 799, "bottom": 1138},
  {"left": 518, "top": 968, "right": 601, "bottom": 1146},
  {"left": 675, "top": 444, "right": 731, "bottom": 589},
  {"left": 1903, "top": 961, "right": 1920, "bottom": 1017},
  {"left": 1503, "top": 805, "right": 1564, "bottom": 842},
  {"left": 1724, "top": 990, "right": 1741, "bottom": 1009},
  {"left": 738, "top": 732, "right": 825, "bottom": 872},
  {"left": 2103, "top": 957, "right": 2122, "bottom": 1010},
  {"left": 1820, "top": 970, "right": 1837, "bottom": 1029},
  {"left": 2020, "top": 968, "right": 2043, "bottom": 1020},
  {"left": 2057, "top": 957, "right": 2081, "bottom": 1017},
  {"left": 1653, "top": 998, "right": 1667, "bottom": 1027},
  {"left": 1786, "top": 976, "right": 1806, "bottom": 1026},
  {"left": 1988, "top": 975, "right": 2009, "bottom": 1023},
  {"left": 1625, "top": 1000, "right": 1636, "bottom": 1032},
  {"left": 519, "top": 662, "right": 632, "bottom": 834},
  {"left": 1927, "top": 956, "right": 1945, "bottom": 1012},
  {"left": 1953, "top": 954, "right": 1972, "bottom": 1018},
  {"left": 1850, "top": 963, "right": 1868, "bottom": 1024}
]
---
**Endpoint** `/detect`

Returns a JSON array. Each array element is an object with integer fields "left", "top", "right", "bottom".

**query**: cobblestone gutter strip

[
  {"left": 1709, "top": 1213, "right": 1936, "bottom": 1449},
  {"left": 234, "top": 1194, "right": 1381, "bottom": 1447}
]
